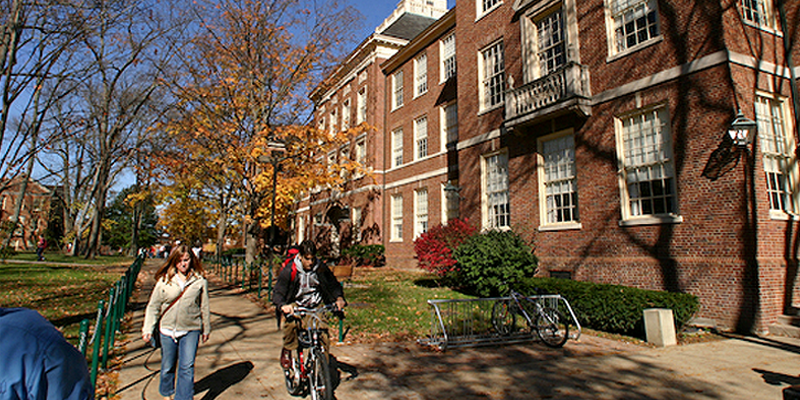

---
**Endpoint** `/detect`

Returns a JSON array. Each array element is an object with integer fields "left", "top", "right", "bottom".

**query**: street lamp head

[{"left": 727, "top": 109, "right": 757, "bottom": 147}]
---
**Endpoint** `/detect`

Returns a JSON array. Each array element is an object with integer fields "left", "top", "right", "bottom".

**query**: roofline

[
  {"left": 309, "top": 33, "right": 410, "bottom": 102},
  {"left": 380, "top": 7, "right": 456, "bottom": 75}
]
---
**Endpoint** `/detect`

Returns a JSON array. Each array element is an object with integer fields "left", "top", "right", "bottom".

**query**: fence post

[
  {"left": 101, "top": 287, "right": 116, "bottom": 370},
  {"left": 78, "top": 319, "right": 90, "bottom": 355},
  {"left": 90, "top": 300, "right": 105, "bottom": 390}
]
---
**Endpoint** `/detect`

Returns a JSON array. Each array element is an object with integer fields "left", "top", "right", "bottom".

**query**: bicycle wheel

[
  {"left": 492, "top": 299, "right": 517, "bottom": 335},
  {"left": 309, "top": 348, "right": 334, "bottom": 400},
  {"left": 535, "top": 307, "right": 569, "bottom": 348},
  {"left": 283, "top": 349, "right": 304, "bottom": 396}
]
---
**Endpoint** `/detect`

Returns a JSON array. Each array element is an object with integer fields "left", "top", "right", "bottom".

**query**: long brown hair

[{"left": 154, "top": 244, "right": 205, "bottom": 282}]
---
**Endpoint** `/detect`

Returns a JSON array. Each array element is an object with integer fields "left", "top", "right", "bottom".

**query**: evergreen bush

[
  {"left": 453, "top": 229, "right": 537, "bottom": 297},
  {"left": 341, "top": 244, "right": 385, "bottom": 267},
  {"left": 518, "top": 276, "right": 700, "bottom": 338}
]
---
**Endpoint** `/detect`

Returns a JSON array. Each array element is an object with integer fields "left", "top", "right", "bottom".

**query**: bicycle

[
  {"left": 283, "top": 304, "right": 343, "bottom": 400},
  {"left": 491, "top": 287, "right": 570, "bottom": 348}
]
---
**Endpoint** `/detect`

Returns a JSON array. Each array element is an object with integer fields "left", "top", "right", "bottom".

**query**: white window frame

[
  {"left": 756, "top": 93, "right": 797, "bottom": 218},
  {"left": 414, "top": 53, "right": 428, "bottom": 98},
  {"left": 329, "top": 109, "right": 337, "bottom": 135},
  {"left": 357, "top": 87, "right": 367, "bottom": 124},
  {"left": 341, "top": 99, "right": 351, "bottom": 130},
  {"left": 482, "top": 150, "right": 510, "bottom": 230},
  {"left": 392, "top": 128, "right": 404, "bottom": 168},
  {"left": 440, "top": 33, "right": 456, "bottom": 82},
  {"left": 441, "top": 182, "right": 460, "bottom": 223},
  {"left": 606, "top": 0, "right": 661, "bottom": 57},
  {"left": 538, "top": 130, "right": 581, "bottom": 230},
  {"left": 478, "top": 0, "right": 502, "bottom": 19},
  {"left": 441, "top": 102, "right": 458, "bottom": 147},
  {"left": 414, "top": 115, "right": 428, "bottom": 160},
  {"left": 615, "top": 104, "right": 681, "bottom": 225},
  {"left": 296, "top": 215, "right": 306, "bottom": 243},
  {"left": 535, "top": 8, "right": 566, "bottom": 77},
  {"left": 352, "top": 207, "right": 362, "bottom": 242},
  {"left": 391, "top": 194, "right": 403, "bottom": 241},
  {"left": 741, "top": 0, "right": 778, "bottom": 31},
  {"left": 414, "top": 188, "right": 429, "bottom": 238},
  {"left": 479, "top": 40, "right": 505, "bottom": 112},
  {"left": 392, "top": 71, "right": 404, "bottom": 110}
]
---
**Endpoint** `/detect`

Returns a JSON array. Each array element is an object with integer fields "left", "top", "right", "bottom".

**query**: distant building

[
  {"left": 0, "top": 178, "right": 52, "bottom": 250},
  {"left": 306, "top": 0, "right": 800, "bottom": 334}
]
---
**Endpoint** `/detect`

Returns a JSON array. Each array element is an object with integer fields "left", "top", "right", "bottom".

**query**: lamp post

[{"left": 257, "top": 139, "right": 287, "bottom": 248}]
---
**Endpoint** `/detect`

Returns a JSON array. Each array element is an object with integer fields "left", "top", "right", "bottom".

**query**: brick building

[
  {"left": 0, "top": 178, "right": 52, "bottom": 250},
  {"left": 305, "top": 0, "right": 800, "bottom": 334}
]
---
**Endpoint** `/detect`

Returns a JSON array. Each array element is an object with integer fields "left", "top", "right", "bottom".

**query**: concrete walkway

[{"left": 116, "top": 259, "right": 800, "bottom": 400}]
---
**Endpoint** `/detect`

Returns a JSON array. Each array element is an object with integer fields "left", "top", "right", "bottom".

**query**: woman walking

[{"left": 143, "top": 244, "right": 211, "bottom": 400}]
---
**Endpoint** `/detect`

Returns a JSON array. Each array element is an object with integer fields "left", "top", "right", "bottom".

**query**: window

[
  {"left": 540, "top": 133, "right": 579, "bottom": 225},
  {"left": 392, "top": 128, "right": 404, "bottom": 168},
  {"left": 537, "top": 9, "right": 565, "bottom": 76},
  {"left": 442, "top": 102, "right": 458, "bottom": 145},
  {"left": 480, "top": 0, "right": 502, "bottom": 16},
  {"left": 442, "top": 182, "right": 460, "bottom": 223},
  {"left": 610, "top": 0, "right": 660, "bottom": 54},
  {"left": 480, "top": 41, "right": 505, "bottom": 111},
  {"left": 357, "top": 87, "right": 367, "bottom": 124},
  {"left": 329, "top": 109, "right": 337, "bottom": 134},
  {"left": 391, "top": 195, "right": 403, "bottom": 241},
  {"left": 741, "top": 0, "right": 777, "bottom": 30},
  {"left": 414, "top": 116, "right": 428, "bottom": 160},
  {"left": 296, "top": 215, "right": 306, "bottom": 243},
  {"left": 327, "top": 151, "right": 336, "bottom": 173},
  {"left": 355, "top": 136, "right": 366, "bottom": 164},
  {"left": 392, "top": 71, "right": 404, "bottom": 109},
  {"left": 441, "top": 34, "right": 456, "bottom": 81},
  {"left": 617, "top": 106, "right": 678, "bottom": 221},
  {"left": 414, "top": 54, "right": 428, "bottom": 97},
  {"left": 757, "top": 95, "right": 796, "bottom": 215},
  {"left": 483, "top": 151, "right": 510, "bottom": 229},
  {"left": 414, "top": 188, "right": 429, "bottom": 237},
  {"left": 341, "top": 99, "right": 351, "bottom": 130},
  {"left": 352, "top": 207, "right": 362, "bottom": 242}
]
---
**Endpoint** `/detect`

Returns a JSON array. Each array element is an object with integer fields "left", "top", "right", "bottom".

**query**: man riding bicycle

[{"left": 273, "top": 240, "right": 346, "bottom": 370}]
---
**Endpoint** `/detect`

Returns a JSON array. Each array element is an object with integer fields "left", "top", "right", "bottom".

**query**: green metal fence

[{"left": 77, "top": 254, "right": 144, "bottom": 395}]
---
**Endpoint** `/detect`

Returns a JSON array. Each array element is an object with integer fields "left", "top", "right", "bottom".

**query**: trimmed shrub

[
  {"left": 414, "top": 218, "right": 478, "bottom": 278},
  {"left": 341, "top": 244, "right": 385, "bottom": 267},
  {"left": 453, "top": 230, "right": 538, "bottom": 297},
  {"left": 518, "top": 277, "right": 700, "bottom": 338}
]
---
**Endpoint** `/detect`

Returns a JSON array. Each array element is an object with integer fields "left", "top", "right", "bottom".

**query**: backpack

[{"left": 281, "top": 247, "right": 300, "bottom": 282}]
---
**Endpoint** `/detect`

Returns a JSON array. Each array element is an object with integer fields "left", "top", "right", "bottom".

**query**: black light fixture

[{"left": 728, "top": 109, "right": 757, "bottom": 147}]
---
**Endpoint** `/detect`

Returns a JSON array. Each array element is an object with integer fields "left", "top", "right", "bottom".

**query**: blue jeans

[{"left": 159, "top": 331, "right": 200, "bottom": 400}]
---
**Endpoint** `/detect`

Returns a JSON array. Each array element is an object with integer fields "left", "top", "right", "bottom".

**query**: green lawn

[
  {"left": 0, "top": 257, "right": 130, "bottom": 345},
  {"left": 339, "top": 268, "right": 474, "bottom": 342}
]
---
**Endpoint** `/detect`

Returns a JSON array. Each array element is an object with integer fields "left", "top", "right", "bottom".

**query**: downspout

[{"left": 778, "top": 0, "right": 800, "bottom": 138}]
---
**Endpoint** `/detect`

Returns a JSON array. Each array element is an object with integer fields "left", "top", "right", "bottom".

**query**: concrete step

[{"left": 769, "top": 314, "right": 800, "bottom": 338}]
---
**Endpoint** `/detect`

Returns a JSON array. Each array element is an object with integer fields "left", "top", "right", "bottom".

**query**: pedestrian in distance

[
  {"left": 0, "top": 307, "right": 94, "bottom": 400},
  {"left": 142, "top": 244, "right": 211, "bottom": 400},
  {"left": 272, "top": 240, "right": 346, "bottom": 370},
  {"left": 36, "top": 235, "right": 46, "bottom": 261}
]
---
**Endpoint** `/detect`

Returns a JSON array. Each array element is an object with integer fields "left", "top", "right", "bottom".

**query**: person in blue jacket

[{"left": 0, "top": 307, "right": 93, "bottom": 400}]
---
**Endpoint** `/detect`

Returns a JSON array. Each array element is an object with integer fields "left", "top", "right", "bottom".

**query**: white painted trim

[{"left": 385, "top": 168, "right": 448, "bottom": 190}]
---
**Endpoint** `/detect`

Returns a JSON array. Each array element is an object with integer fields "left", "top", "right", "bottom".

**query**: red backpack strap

[{"left": 291, "top": 263, "right": 297, "bottom": 282}]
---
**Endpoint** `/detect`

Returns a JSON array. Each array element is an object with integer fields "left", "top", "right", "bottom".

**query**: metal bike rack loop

[{"left": 418, "top": 295, "right": 581, "bottom": 351}]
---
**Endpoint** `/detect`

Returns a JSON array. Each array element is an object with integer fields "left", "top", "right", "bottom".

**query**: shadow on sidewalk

[{"left": 194, "top": 361, "right": 254, "bottom": 400}]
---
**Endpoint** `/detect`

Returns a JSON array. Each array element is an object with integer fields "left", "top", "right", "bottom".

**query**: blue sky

[{"left": 349, "top": 0, "right": 456, "bottom": 39}]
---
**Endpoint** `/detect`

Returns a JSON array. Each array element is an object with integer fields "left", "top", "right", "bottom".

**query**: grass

[
  {"left": 343, "top": 268, "right": 474, "bottom": 342},
  {"left": 0, "top": 253, "right": 133, "bottom": 345}
]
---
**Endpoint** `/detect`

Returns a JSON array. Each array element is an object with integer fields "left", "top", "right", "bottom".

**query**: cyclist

[{"left": 272, "top": 240, "right": 346, "bottom": 370}]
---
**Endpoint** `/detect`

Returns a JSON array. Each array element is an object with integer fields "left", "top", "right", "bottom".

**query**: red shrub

[{"left": 414, "top": 218, "right": 478, "bottom": 277}]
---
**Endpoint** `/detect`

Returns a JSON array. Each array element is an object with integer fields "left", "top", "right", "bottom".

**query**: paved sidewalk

[{"left": 116, "top": 259, "right": 800, "bottom": 400}]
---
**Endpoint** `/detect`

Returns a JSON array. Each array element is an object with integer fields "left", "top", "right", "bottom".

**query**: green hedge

[{"left": 517, "top": 277, "right": 699, "bottom": 338}]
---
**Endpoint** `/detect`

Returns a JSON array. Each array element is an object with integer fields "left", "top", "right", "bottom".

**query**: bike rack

[{"left": 418, "top": 295, "right": 581, "bottom": 351}]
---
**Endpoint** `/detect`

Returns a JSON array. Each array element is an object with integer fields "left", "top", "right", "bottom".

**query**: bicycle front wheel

[
  {"left": 492, "top": 299, "right": 517, "bottom": 335},
  {"left": 309, "top": 348, "right": 334, "bottom": 400},
  {"left": 535, "top": 307, "right": 569, "bottom": 348}
]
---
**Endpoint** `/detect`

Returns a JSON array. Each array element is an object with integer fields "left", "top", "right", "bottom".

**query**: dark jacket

[{"left": 272, "top": 256, "right": 344, "bottom": 310}]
